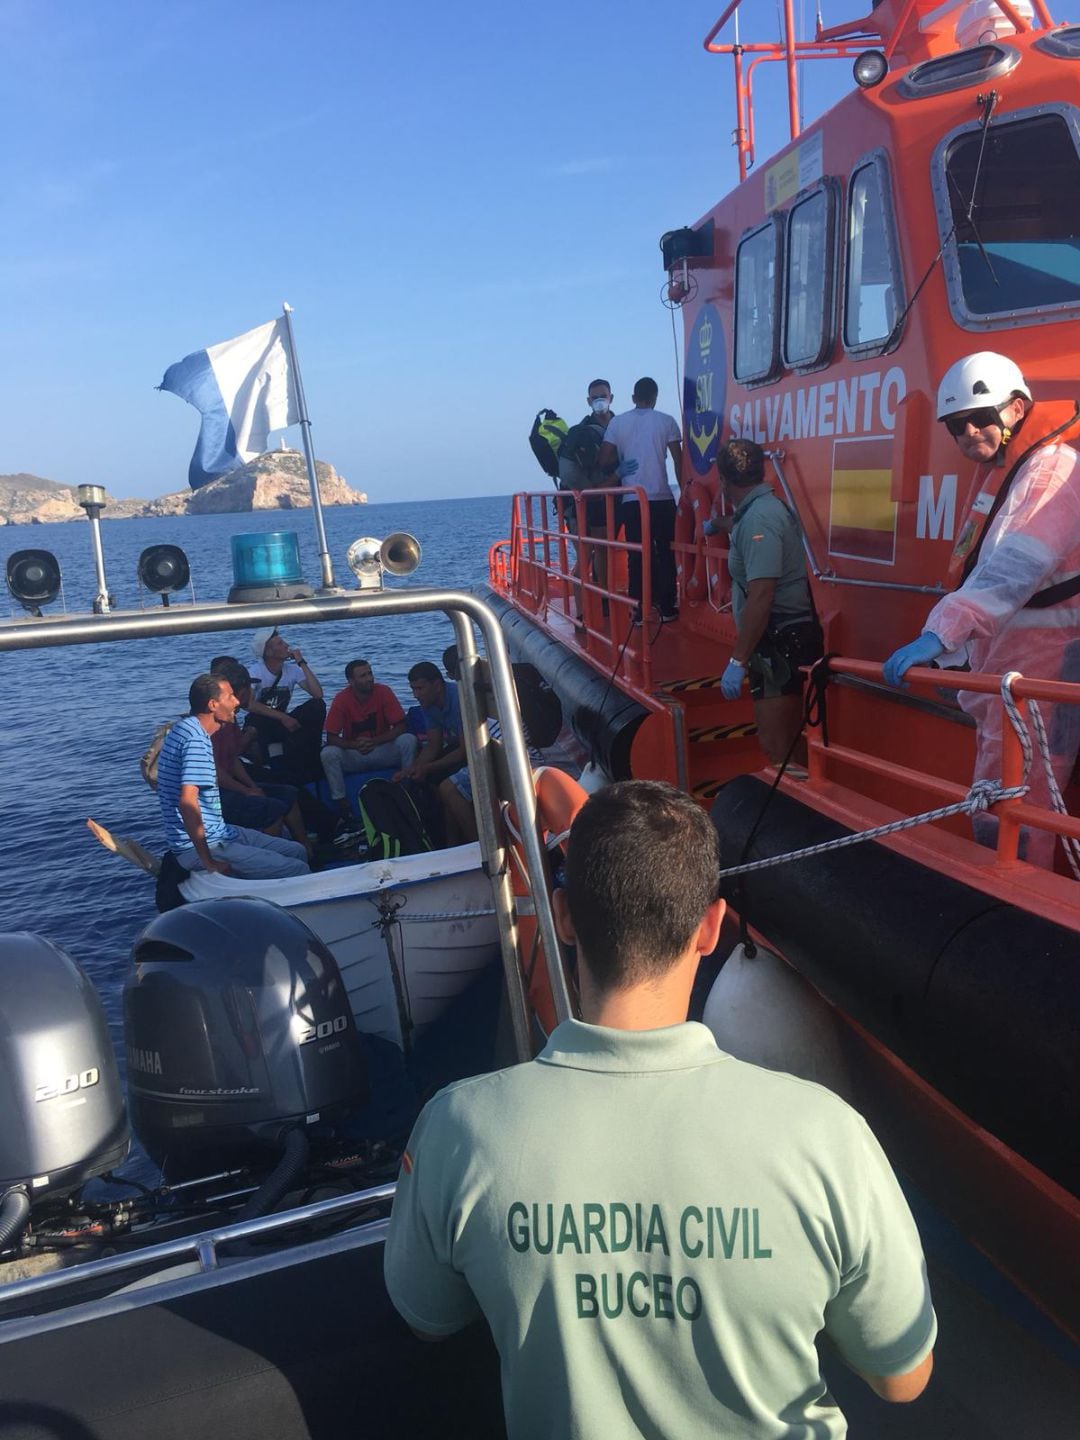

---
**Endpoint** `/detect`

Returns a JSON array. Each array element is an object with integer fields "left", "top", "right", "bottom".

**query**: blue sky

[{"left": 1, "top": 0, "right": 853, "bottom": 501}]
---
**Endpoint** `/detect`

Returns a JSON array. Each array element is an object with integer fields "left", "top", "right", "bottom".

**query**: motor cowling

[
  {"left": 123, "top": 898, "right": 367, "bottom": 1178},
  {"left": 0, "top": 933, "right": 129, "bottom": 1200}
]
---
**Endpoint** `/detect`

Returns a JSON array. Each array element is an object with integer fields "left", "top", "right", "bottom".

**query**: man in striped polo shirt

[{"left": 157, "top": 673, "right": 310, "bottom": 879}]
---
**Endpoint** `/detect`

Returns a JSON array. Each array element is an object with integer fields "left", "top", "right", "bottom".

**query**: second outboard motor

[
  {"left": 123, "top": 898, "right": 368, "bottom": 1179},
  {"left": 0, "top": 934, "right": 129, "bottom": 1247}
]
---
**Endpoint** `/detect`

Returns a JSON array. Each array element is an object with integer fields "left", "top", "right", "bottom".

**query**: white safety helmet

[{"left": 936, "top": 351, "right": 1032, "bottom": 420}]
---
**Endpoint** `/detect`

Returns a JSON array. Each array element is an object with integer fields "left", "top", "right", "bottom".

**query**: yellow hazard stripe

[
  {"left": 658, "top": 675, "right": 725, "bottom": 693},
  {"left": 689, "top": 723, "right": 759, "bottom": 742}
]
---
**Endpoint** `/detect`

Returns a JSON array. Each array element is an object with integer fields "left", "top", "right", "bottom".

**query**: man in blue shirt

[
  {"left": 157, "top": 673, "right": 310, "bottom": 879},
  {"left": 399, "top": 660, "right": 466, "bottom": 785}
]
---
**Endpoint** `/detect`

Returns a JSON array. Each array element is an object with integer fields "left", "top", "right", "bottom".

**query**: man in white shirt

[
  {"left": 599, "top": 377, "right": 683, "bottom": 623},
  {"left": 246, "top": 626, "right": 326, "bottom": 782}
]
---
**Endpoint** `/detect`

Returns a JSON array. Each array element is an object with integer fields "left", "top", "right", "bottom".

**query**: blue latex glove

[
  {"left": 882, "top": 631, "right": 945, "bottom": 688},
  {"left": 615, "top": 457, "right": 639, "bottom": 479},
  {"left": 720, "top": 659, "right": 746, "bottom": 700}
]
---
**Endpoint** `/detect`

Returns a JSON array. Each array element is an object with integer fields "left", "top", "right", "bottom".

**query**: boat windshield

[{"left": 942, "top": 111, "right": 1080, "bottom": 319}]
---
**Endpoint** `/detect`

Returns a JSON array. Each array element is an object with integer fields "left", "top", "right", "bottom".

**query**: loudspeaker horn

[{"left": 380, "top": 532, "right": 422, "bottom": 577}]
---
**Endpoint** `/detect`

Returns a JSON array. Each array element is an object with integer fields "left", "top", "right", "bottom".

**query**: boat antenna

[{"left": 884, "top": 89, "right": 999, "bottom": 350}]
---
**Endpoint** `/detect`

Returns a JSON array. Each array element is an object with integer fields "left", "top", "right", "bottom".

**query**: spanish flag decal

[{"left": 828, "top": 435, "right": 896, "bottom": 565}]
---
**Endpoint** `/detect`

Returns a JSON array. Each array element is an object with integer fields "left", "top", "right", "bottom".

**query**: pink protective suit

[{"left": 926, "top": 436, "right": 1080, "bottom": 868}]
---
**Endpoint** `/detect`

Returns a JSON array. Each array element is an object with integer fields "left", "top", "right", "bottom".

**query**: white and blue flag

[{"left": 159, "top": 318, "right": 299, "bottom": 490}]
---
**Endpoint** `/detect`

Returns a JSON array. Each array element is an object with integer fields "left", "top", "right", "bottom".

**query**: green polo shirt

[
  {"left": 729, "top": 483, "right": 811, "bottom": 626},
  {"left": 384, "top": 1020, "right": 936, "bottom": 1440}
]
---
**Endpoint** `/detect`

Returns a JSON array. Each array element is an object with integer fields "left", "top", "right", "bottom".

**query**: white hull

[{"left": 180, "top": 844, "right": 499, "bottom": 1049}]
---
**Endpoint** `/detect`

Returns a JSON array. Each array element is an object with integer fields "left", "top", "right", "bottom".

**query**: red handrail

[
  {"left": 496, "top": 487, "right": 656, "bottom": 692},
  {"left": 817, "top": 658, "right": 1080, "bottom": 868}
]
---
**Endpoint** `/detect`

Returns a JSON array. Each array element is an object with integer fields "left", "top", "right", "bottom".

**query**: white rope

[
  {"left": 1011, "top": 679, "right": 1080, "bottom": 881},
  {"left": 715, "top": 775, "right": 1027, "bottom": 878},
  {"left": 716, "top": 671, "right": 1039, "bottom": 879}
]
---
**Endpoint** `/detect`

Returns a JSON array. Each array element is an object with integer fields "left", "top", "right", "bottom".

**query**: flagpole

[{"left": 281, "top": 302, "right": 337, "bottom": 592}]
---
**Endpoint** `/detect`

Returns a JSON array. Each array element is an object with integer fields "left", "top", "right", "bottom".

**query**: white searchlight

[{"left": 345, "top": 532, "right": 422, "bottom": 591}]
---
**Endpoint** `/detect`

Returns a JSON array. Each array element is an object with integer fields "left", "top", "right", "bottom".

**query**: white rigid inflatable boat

[{"left": 180, "top": 841, "right": 500, "bottom": 1051}]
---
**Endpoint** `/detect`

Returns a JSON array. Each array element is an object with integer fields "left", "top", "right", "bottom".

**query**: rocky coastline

[{"left": 0, "top": 451, "right": 367, "bottom": 525}]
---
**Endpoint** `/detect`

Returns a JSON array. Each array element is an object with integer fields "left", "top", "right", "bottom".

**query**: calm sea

[{"left": 0, "top": 495, "right": 513, "bottom": 1048}]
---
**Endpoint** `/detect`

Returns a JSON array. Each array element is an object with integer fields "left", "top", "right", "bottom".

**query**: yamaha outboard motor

[
  {"left": 123, "top": 898, "right": 367, "bottom": 1178},
  {"left": 0, "top": 933, "right": 129, "bottom": 1248}
]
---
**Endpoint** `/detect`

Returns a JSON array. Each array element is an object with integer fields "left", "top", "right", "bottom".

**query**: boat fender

[
  {"left": 702, "top": 943, "right": 852, "bottom": 1101},
  {"left": 0, "top": 1187, "right": 30, "bottom": 1253}
]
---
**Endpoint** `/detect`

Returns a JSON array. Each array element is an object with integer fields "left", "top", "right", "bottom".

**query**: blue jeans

[{"left": 176, "top": 826, "right": 309, "bottom": 879}]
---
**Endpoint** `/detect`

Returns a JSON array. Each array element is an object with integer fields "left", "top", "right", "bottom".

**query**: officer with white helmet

[{"left": 884, "top": 351, "right": 1080, "bottom": 868}]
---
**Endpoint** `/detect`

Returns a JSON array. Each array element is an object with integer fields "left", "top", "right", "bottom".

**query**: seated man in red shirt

[{"left": 320, "top": 659, "right": 419, "bottom": 816}]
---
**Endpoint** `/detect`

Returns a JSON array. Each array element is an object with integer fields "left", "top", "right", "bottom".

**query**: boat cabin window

[
  {"left": 734, "top": 218, "right": 782, "bottom": 383},
  {"left": 938, "top": 110, "right": 1080, "bottom": 324},
  {"left": 898, "top": 44, "right": 1019, "bottom": 98},
  {"left": 1035, "top": 25, "right": 1080, "bottom": 59},
  {"left": 843, "top": 156, "right": 903, "bottom": 356},
  {"left": 783, "top": 183, "right": 836, "bottom": 370}
]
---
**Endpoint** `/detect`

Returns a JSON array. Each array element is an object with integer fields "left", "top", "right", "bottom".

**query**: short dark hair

[
  {"left": 408, "top": 661, "right": 442, "bottom": 686},
  {"left": 587, "top": 379, "right": 611, "bottom": 395},
  {"left": 345, "top": 658, "right": 372, "bottom": 681},
  {"left": 564, "top": 781, "right": 719, "bottom": 991},
  {"left": 211, "top": 657, "right": 251, "bottom": 694},
  {"left": 441, "top": 645, "right": 460, "bottom": 679},
  {"left": 718, "top": 438, "right": 765, "bottom": 487},
  {"left": 189, "top": 673, "right": 226, "bottom": 715},
  {"left": 633, "top": 376, "right": 659, "bottom": 404}
]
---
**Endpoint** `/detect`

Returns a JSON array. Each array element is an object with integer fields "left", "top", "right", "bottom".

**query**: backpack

[
  {"left": 357, "top": 779, "right": 434, "bottom": 859},
  {"left": 557, "top": 421, "right": 604, "bottom": 490},
  {"left": 529, "top": 409, "right": 568, "bottom": 483},
  {"left": 140, "top": 719, "right": 177, "bottom": 790}
]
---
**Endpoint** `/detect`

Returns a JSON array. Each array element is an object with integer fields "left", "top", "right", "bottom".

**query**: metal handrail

[
  {"left": 0, "top": 586, "right": 575, "bottom": 1039},
  {"left": 0, "top": 1182, "right": 397, "bottom": 1309}
]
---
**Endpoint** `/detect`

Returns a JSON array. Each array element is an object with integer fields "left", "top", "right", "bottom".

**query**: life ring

[{"left": 503, "top": 766, "right": 589, "bottom": 1036}]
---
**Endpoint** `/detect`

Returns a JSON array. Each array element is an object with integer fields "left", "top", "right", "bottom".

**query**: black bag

[
  {"left": 357, "top": 779, "right": 434, "bottom": 859},
  {"left": 529, "top": 409, "right": 568, "bottom": 482}
]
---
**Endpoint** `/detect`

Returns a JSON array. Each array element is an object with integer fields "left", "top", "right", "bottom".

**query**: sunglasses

[{"left": 943, "top": 406, "right": 1000, "bottom": 438}]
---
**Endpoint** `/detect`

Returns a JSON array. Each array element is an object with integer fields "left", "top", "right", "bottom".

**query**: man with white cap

[
  {"left": 884, "top": 351, "right": 1080, "bottom": 867},
  {"left": 246, "top": 627, "right": 326, "bottom": 782}
]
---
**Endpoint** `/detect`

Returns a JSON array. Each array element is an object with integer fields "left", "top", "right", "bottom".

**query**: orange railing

[
  {"left": 493, "top": 487, "right": 656, "bottom": 692},
  {"left": 815, "top": 659, "right": 1080, "bottom": 870}
]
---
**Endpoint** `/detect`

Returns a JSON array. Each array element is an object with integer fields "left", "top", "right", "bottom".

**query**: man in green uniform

[
  {"left": 711, "top": 438, "right": 821, "bottom": 765},
  {"left": 384, "top": 781, "right": 935, "bottom": 1439}
]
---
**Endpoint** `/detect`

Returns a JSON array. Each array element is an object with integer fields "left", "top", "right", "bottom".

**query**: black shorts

[
  {"left": 561, "top": 493, "right": 606, "bottom": 532},
  {"left": 747, "top": 618, "right": 824, "bottom": 700}
]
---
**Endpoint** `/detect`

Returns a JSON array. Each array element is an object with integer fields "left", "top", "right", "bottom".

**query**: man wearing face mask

[
  {"left": 558, "top": 379, "right": 636, "bottom": 606},
  {"left": 884, "top": 351, "right": 1080, "bottom": 868}
]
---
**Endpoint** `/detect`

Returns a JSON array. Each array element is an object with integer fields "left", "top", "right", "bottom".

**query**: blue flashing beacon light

[{"left": 227, "top": 531, "right": 314, "bottom": 604}]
